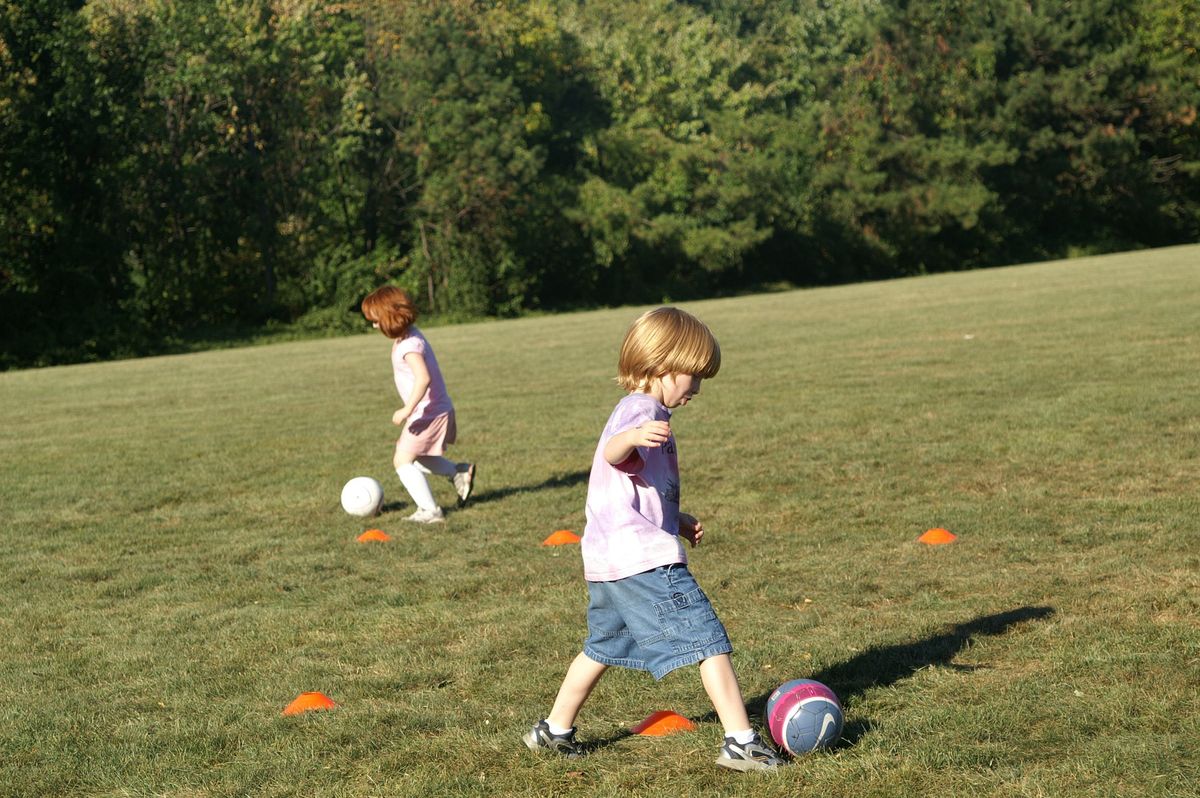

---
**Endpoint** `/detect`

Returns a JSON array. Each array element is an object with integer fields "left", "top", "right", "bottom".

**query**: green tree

[
  {"left": 810, "top": 0, "right": 1200, "bottom": 273},
  {"left": 987, "top": 0, "right": 1200, "bottom": 255},
  {"left": 0, "top": 0, "right": 141, "bottom": 365},
  {"left": 349, "top": 0, "right": 543, "bottom": 317},
  {"left": 806, "top": 0, "right": 1018, "bottom": 275},
  {"left": 562, "top": 0, "right": 789, "bottom": 301},
  {"left": 117, "top": 0, "right": 357, "bottom": 333},
  {"left": 3, "top": 0, "right": 1198, "bottom": 368},
  {"left": 484, "top": 0, "right": 607, "bottom": 310}
]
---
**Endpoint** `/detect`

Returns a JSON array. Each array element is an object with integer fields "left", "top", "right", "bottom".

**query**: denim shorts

[{"left": 583, "top": 564, "right": 733, "bottom": 680}]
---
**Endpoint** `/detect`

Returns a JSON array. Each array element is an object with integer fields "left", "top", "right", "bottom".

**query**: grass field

[{"left": 2, "top": 245, "right": 1198, "bottom": 798}]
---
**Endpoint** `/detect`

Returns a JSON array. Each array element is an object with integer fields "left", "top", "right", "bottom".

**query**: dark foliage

[{"left": 2, "top": 0, "right": 1196, "bottom": 368}]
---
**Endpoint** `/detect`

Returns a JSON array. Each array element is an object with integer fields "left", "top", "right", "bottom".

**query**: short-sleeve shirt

[
  {"left": 582, "top": 392, "right": 686, "bottom": 582},
  {"left": 391, "top": 327, "right": 454, "bottom": 424}
]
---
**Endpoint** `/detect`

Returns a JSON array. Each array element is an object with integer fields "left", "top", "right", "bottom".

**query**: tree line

[{"left": 2, "top": 0, "right": 1197, "bottom": 368}]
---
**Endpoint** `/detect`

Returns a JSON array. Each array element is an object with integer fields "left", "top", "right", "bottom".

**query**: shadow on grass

[
  {"left": 739, "top": 605, "right": 1057, "bottom": 748},
  {"left": 376, "top": 469, "right": 589, "bottom": 516},
  {"left": 579, "top": 729, "right": 635, "bottom": 755},
  {"left": 607, "top": 605, "right": 1054, "bottom": 754},
  {"left": 466, "top": 469, "right": 590, "bottom": 506}
]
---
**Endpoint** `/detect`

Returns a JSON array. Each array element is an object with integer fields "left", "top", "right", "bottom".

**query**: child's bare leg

[
  {"left": 393, "top": 448, "right": 414, "bottom": 469},
  {"left": 704, "top": 654, "right": 784, "bottom": 770},
  {"left": 547, "top": 652, "right": 608, "bottom": 729},
  {"left": 699, "top": 654, "right": 752, "bottom": 733}
]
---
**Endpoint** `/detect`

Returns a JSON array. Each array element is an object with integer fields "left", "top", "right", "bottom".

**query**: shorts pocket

[
  {"left": 652, "top": 588, "right": 726, "bottom": 655},
  {"left": 653, "top": 586, "right": 706, "bottom": 617}
]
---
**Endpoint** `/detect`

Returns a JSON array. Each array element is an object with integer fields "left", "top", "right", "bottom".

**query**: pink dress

[{"left": 391, "top": 327, "right": 456, "bottom": 456}]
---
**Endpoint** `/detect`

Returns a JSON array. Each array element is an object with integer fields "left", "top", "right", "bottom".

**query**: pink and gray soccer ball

[
  {"left": 766, "top": 678, "right": 844, "bottom": 755},
  {"left": 340, "top": 476, "right": 384, "bottom": 517}
]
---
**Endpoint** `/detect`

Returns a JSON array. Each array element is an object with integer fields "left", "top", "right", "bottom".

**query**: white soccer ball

[{"left": 340, "top": 476, "right": 384, "bottom": 517}]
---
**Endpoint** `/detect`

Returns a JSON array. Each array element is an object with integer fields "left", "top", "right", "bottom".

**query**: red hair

[{"left": 361, "top": 286, "right": 418, "bottom": 339}]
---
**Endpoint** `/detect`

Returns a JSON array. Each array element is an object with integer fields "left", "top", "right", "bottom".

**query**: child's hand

[
  {"left": 392, "top": 408, "right": 411, "bottom": 426},
  {"left": 679, "top": 512, "right": 704, "bottom": 547},
  {"left": 630, "top": 420, "right": 671, "bottom": 448}
]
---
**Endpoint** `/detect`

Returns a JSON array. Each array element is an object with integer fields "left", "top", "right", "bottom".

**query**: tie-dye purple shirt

[{"left": 582, "top": 392, "right": 686, "bottom": 582}]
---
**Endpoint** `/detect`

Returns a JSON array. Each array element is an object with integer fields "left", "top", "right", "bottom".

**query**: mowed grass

[{"left": 1, "top": 245, "right": 1198, "bottom": 798}]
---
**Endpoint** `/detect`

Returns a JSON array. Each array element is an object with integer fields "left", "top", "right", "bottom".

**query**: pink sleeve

[
  {"left": 395, "top": 335, "right": 426, "bottom": 357},
  {"left": 603, "top": 402, "right": 656, "bottom": 475}
]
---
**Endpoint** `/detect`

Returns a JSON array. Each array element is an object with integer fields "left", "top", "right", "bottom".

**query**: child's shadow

[
  {"left": 467, "top": 469, "right": 590, "bottom": 506},
  {"left": 738, "top": 605, "right": 1056, "bottom": 748},
  {"left": 579, "top": 729, "right": 634, "bottom": 755},
  {"left": 377, "top": 469, "right": 590, "bottom": 515},
  {"left": 589, "top": 606, "right": 1054, "bottom": 753}
]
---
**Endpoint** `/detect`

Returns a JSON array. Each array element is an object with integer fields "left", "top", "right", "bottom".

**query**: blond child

[
  {"left": 361, "top": 286, "right": 474, "bottom": 523},
  {"left": 523, "top": 307, "right": 783, "bottom": 772}
]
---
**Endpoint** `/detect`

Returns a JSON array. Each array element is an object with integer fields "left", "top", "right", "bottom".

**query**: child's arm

[
  {"left": 392, "top": 351, "right": 432, "bottom": 426},
  {"left": 603, "top": 420, "right": 670, "bottom": 468}
]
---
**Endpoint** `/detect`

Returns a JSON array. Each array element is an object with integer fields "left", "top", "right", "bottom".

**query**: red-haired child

[{"left": 361, "top": 286, "right": 475, "bottom": 523}]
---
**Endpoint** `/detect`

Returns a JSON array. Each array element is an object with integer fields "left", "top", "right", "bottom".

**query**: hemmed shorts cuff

[
  {"left": 649, "top": 642, "right": 734, "bottom": 681},
  {"left": 582, "top": 646, "right": 649, "bottom": 674},
  {"left": 583, "top": 642, "right": 735, "bottom": 682}
]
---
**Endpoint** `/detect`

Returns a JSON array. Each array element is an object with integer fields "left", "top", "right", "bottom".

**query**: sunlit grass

[{"left": 1, "top": 245, "right": 1197, "bottom": 797}]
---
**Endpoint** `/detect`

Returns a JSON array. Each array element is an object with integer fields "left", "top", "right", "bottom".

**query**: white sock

[
  {"left": 415, "top": 455, "right": 458, "bottom": 478},
  {"left": 396, "top": 463, "right": 439, "bottom": 511},
  {"left": 729, "top": 728, "right": 755, "bottom": 745},
  {"left": 546, "top": 720, "right": 573, "bottom": 736}
]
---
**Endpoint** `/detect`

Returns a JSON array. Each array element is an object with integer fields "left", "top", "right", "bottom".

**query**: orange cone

[
  {"left": 542, "top": 529, "right": 581, "bottom": 546},
  {"left": 918, "top": 527, "right": 957, "bottom": 545},
  {"left": 631, "top": 710, "right": 696, "bottom": 736},
  {"left": 282, "top": 692, "right": 338, "bottom": 716},
  {"left": 357, "top": 529, "right": 391, "bottom": 543}
]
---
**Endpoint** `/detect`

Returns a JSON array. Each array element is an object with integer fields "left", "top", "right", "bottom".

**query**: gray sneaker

[
  {"left": 452, "top": 463, "right": 475, "bottom": 505},
  {"left": 405, "top": 507, "right": 444, "bottom": 524},
  {"left": 715, "top": 732, "right": 785, "bottom": 772},
  {"left": 523, "top": 719, "right": 582, "bottom": 759}
]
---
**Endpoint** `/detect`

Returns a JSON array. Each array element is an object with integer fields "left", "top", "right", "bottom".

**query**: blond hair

[
  {"left": 616, "top": 307, "right": 721, "bottom": 392},
  {"left": 361, "top": 286, "right": 417, "bottom": 339}
]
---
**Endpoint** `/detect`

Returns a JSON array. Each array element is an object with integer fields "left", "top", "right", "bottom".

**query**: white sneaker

[
  {"left": 452, "top": 463, "right": 476, "bottom": 505},
  {"left": 716, "top": 732, "right": 785, "bottom": 772},
  {"left": 405, "top": 507, "right": 445, "bottom": 524}
]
